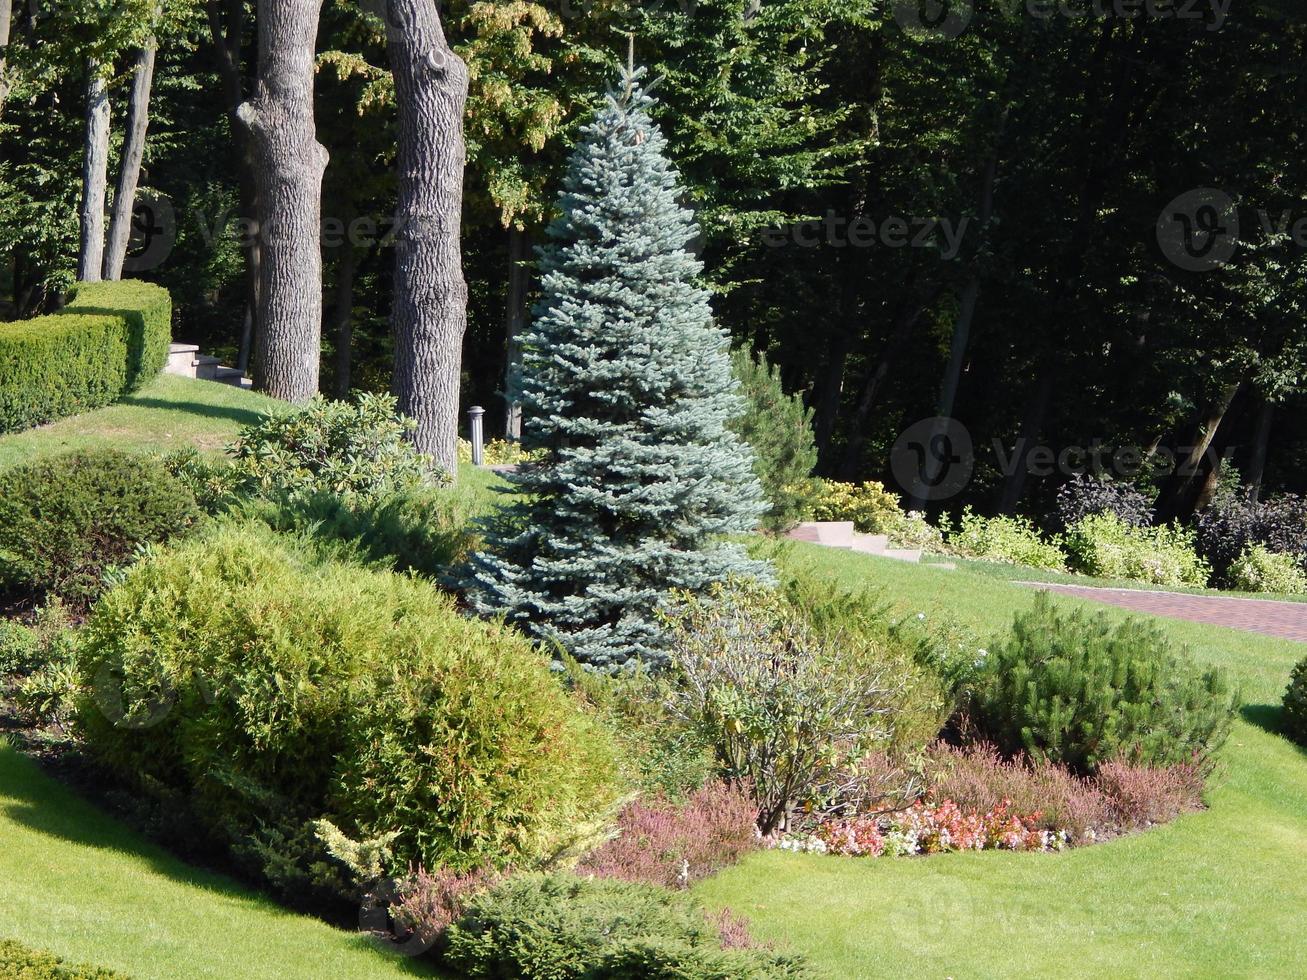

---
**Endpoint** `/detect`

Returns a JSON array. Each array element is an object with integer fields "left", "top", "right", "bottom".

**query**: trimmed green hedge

[{"left": 0, "top": 281, "right": 172, "bottom": 434}]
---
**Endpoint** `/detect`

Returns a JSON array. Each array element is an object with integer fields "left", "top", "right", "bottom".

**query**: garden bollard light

[{"left": 468, "top": 405, "right": 485, "bottom": 466}]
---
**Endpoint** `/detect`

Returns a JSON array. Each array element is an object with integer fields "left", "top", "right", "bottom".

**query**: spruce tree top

[{"left": 464, "top": 65, "right": 768, "bottom": 672}]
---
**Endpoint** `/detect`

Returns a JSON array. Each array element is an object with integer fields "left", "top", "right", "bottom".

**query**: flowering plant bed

[{"left": 772, "top": 798, "right": 1065, "bottom": 858}]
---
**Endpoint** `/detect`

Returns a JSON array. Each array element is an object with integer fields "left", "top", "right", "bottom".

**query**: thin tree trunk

[
  {"left": 237, "top": 0, "right": 327, "bottom": 402},
  {"left": 104, "top": 37, "right": 158, "bottom": 280},
  {"left": 386, "top": 0, "right": 469, "bottom": 474},
  {"left": 503, "top": 225, "right": 529, "bottom": 439},
  {"left": 0, "top": 0, "right": 13, "bottom": 117},
  {"left": 996, "top": 365, "right": 1055, "bottom": 513},
  {"left": 1158, "top": 380, "right": 1243, "bottom": 521},
  {"left": 78, "top": 62, "right": 111, "bottom": 283},
  {"left": 329, "top": 237, "right": 357, "bottom": 398},
  {"left": 1245, "top": 398, "right": 1274, "bottom": 501},
  {"left": 207, "top": 0, "right": 261, "bottom": 374}
]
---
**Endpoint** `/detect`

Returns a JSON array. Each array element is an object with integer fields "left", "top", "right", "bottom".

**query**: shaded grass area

[
  {"left": 0, "top": 375, "right": 281, "bottom": 469},
  {"left": 0, "top": 740, "right": 432, "bottom": 980},
  {"left": 697, "top": 546, "right": 1307, "bottom": 979}
]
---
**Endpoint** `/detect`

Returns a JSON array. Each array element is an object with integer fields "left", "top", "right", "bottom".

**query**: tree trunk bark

[
  {"left": 1157, "top": 380, "right": 1243, "bottom": 522},
  {"left": 1245, "top": 398, "right": 1274, "bottom": 502},
  {"left": 503, "top": 225, "right": 529, "bottom": 439},
  {"left": 0, "top": 0, "right": 13, "bottom": 117},
  {"left": 78, "top": 62, "right": 111, "bottom": 283},
  {"left": 237, "top": 0, "right": 327, "bottom": 403},
  {"left": 104, "top": 37, "right": 158, "bottom": 280},
  {"left": 387, "top": 0, "right": 470, "bottom": 474}
]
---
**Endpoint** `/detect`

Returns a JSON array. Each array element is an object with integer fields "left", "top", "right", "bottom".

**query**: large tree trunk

[
  {"left": 78, "top": 62, "right": 111, "bottom": 283},
  {"left": 503, "top": 225, "right": 529, "bottom": 439},
  {"left": 1156, "top": 380, "right": 1243, "bottom": 522},
  {"left": 104, "top": 37, "right": 158, "bottom": 280},
  {"left": 208, "top": 0, "right": 262, "bottom": 375},
  {"left": 237, "top": 0, "right": 327, "bottom": 402},
  {"left": 0, "top": 0, "right": 13, "bottom": 116},
  {"left": 387, "top": 0, "right": 469, "bottom": 474}
]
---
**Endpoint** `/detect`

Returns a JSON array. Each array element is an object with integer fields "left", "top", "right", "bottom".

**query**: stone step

[
  {"left": 851, "top": 533, "right": 889, "bottom": 555},
  {"left": 164, "top": 342, "right": 200, "bottom": 378},
  {"left": 193, "top": 354, "right": 222, "bottom": 381},
  {"left": 882, "top": 548, "right": 923, "bottom": 564},
  {"left": 211, "top": 366, "right": 252, "bottom": 390},
  {"left": 786, "top": 521, "right": 855, "bottom": 549}
]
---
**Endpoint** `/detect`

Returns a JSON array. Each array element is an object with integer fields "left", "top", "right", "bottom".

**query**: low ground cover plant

[
  {"left": 945, "top": 508, "right": 1066, "bottom": 571},
  {"left": 1064, "top": 512, "right": 1209, "bottom": 586},
  {"left": 0, "top": 938, "right": 127, "bottom": 979},
  {"left": 0, "top": 449, "right": 200, "bottom": 606},
  {"left": 970, "top": 593, "right": 1237, "bottom": 773},
  {"left": 1227, "top": 544, "right": 1307, "bottom": 595},
  {"left": 577, "top": 780, "right": 759, "bottom": 889},
  {"left": 440, "top": 874, "right": 808, "bottom": 979},
  {"left": 74, "top": 524, "right": 623, "bottom": 894}
]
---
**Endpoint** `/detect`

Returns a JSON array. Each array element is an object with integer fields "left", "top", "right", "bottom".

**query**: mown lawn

[
  {"left": 0, "top": 740, "right": 432, "bottom": 979},
  {"left": 0, "top": 375, "right": 282, "bottom": 469},
  {"left": 697, "top": 547, "right": 1307, "bottom": 979}
]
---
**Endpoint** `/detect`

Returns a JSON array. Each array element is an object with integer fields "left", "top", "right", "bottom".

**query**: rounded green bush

[
  {"left": 972, "top": 593, "right": 1237, "bottom": 773},
  {"left": 1062, "top": 512, "right": 1210, "bottom": 587},
  {"left": 0, "top": 939, "right": 126, "bottom": 979},
  {"left": 1284, "top": 658, "right": 1307, "bottom": 746},
  {"left": 1228, "top": 545, "right": 1307, "bottom": 595},
  {"left": 0, "top": 449, "right": 200, "bottom": 605},
  {"left": 75, "top": 524, "right": 623, "bottom": 880}
]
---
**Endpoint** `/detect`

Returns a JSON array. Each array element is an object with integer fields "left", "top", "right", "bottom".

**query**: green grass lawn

[
  {"left": 0, "top": 375, "right": 283, "bottom": 470},
  {"left": 0, "top": 740, "right": 432, "bottom": 979},
  {"left": 697, "top": 547, "right": 1307, "bottom": 979}
]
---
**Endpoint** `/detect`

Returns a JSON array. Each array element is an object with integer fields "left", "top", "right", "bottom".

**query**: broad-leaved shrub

[
  {"left": 946, "top": 508, "right": 1066, "bottom": 570},
  {"left": 1063, "top": 512, "right": 1210, "bottom": 586},
  {"left": 1227, "top": 544, "right": 1307, "bottom": 595}
]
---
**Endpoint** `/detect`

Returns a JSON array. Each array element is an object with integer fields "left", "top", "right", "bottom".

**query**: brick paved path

[{"left": 1020, "top": 583, "right": 1307, "bottom": 644}]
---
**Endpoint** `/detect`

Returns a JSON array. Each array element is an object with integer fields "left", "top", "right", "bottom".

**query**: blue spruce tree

[{"left": 464, "top": 66, "right": 768, "bottom": 672}]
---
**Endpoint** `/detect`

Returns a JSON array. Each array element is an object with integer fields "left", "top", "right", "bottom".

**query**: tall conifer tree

[{"left": 465, "top": 64, "right": 767, "bottom": 672}]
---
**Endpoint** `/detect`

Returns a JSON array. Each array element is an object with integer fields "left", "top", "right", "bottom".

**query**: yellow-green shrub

[
  {"left": 0, "top": 281, "right": 171, "bottom": 433},
  {"left": 946, "top": 508, "right": 1066, "bottom": 571},
  {"left": 806, "top": 479, "right": 901, "bottom": 532},
  {"left": 76, "top": 524, "right": 623, "bottom": 886},
  {"left": 1063, "top": 512, "right": 1210, "bottom": 587},
  {"left": 1228, "top": 545, "right": 1307, "bottom": 595}
]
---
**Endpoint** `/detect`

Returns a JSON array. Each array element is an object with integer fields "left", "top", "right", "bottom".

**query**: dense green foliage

[
  {"left": 972, "top": 594, "right": 1237, "bottom": 773},
  {"left": 729, "top": 348, "right": 818, "bottom": 532},
  {"left": 1228, "top": 545, "right": 1307, "bottom": 595},
  {"left": 0, "top": 939, "right": 127, "bottom": 979},
  {"left": 1284, "top": 657, "right": 1307, "bottom": 746},
  {"left": 946, "top": 509, "right": 1066, "bottom": 571},
  {"left": 0, "top": 282, "right": 171, "bottom": 435},
  {"left": 1063, "top": 513, "right": 1211, "bottom": 587},
  {"left": 663, "top": 581, "right": 937, "bottom": 832},
  {"left": 0, "top": 449, "right": 199, "bottom": 604},
  {"left": 442, "top": 874, "right": 808, "bottom": 979},
  {"left": 225, "top": 393, "right": 437, "bottom": 502},
  {"left": 75, "top": 524, "right": 623, "bottom": 887},
  {"left": 465, "top": 73, "right": 766, "bottom": 671}
]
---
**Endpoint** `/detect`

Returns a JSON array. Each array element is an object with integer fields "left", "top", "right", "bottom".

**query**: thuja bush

[
  {"left": 0, "top": 449, "right": 200, "bottom": 605},
  {"left": 76, "top": 524, "right": 623, "bottom": 889},
  {"left": 1284, "top": 657, "right": 1307, "bottom": 746},
  {"left": 1063, "top": 512, "right": 1210, "bottom": 587},
  {"left": 0, "top": 939, "right": 126, "bottom": 979},
  {"left": 805, "top": 478, "right": 904, "bottom": 533},
  {"left": 1195, "top": 490, "right": 1307, "bottom": 582},
  {"left": 442, "top": 874, "right": 808, "bottom": 979},
  {"left": 945, "top": 508, "right": 1066, "bottom": 571},
  {"left": 1227, "top": 544, "right": 1307, "bottom": 595},
  {"left": 577, "top": 780, "right": 759, "bottom": 888},
  {"left": 1055, "top": 474, "right": 1154, "bottom": 530},
  {"left": 729, "top": 347, "right": 818, "bottom": 532},
  {"left": 971, "top": 593, "right": 1237, "bottom": 773}
]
